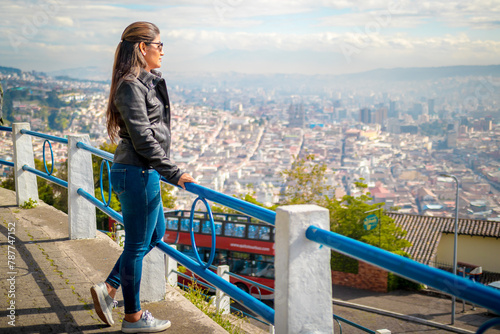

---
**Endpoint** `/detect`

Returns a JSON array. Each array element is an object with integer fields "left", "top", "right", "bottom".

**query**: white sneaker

[
  {"left": 90, "top": 282, "right": 118, "bottom": 326},
  {"left": 121, "top": 310, "right": 171, "bottom": 333}
]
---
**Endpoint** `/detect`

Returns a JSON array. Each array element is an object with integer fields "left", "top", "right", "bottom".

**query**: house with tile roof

[{"left": 388, "top": 213, "right": 500, "bottom": 275}]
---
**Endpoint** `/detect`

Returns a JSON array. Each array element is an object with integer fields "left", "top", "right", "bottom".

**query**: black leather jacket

[{"left": 113, "top": 68, "right": 183, "bottom": 184}]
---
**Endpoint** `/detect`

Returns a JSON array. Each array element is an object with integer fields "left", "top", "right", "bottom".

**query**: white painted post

[
  {"left": 68, "top": 135, "right": 96, "bottom": 239},
  {"left": 275, "top": 205, "right": 333, "bottom": 334},
  {"left": 216, "top": 265, "right": 230, "bottom": 315},
  {"left": 141, "top": 247, "right": 166, "bottom": 302},
  {"left": 12, "top": 123, "right": 38, "bottom": 206},
  {"left": 165, "top": 244, "right": 178, "bottom": 287}
]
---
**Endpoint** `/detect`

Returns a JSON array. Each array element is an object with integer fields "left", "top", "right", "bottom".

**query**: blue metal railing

[
  {"left": 22, "top": 165, "right": 68, "bottom": 188},
  {"left": 76, "top": 141, "right": 114, "bottom": 161},
  {"left": 20, "top": 128, "right": 68, "bottom": 144},
  {"left": 156, "top": 240, "right": 275, "bottom": 324},
  {"left": 334, "top": 315, "right": 375, "bottom": 334},
  {"left": 0, "top": 159, "right": 14, "bottom": 167},
  {"left": 77, "top": 188, "right": 123, "bottom": 224},
  {"left": 306, "top": 225, "right": 500, "bottom": 316},
  {"left": 182, "top": 182, "right": 276, "bottom": 225}
]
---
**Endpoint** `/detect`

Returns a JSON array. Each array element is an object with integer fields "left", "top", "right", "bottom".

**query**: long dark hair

[{"left": 106, "top": 21, "right": 160, "bottom": 143}]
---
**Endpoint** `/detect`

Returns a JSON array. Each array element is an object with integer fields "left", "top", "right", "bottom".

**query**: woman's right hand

[{"left": 177, "top": 173, "right": 196, "bottom": 190}]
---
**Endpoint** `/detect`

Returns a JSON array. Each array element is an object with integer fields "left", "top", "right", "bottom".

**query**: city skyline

[{"left": 0, "top": 0, "right": 499, "bottom": 77}]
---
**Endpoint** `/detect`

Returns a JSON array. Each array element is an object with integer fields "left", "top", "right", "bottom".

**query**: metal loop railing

[
  {"left": 42, "top": 140, "right": 54, "bottom": 175},
  {"left": 222, "top": 271, "right": 274, "bottom": 293},
  {"left": 333, "top": 316, "right": 343, "bottom": 334},
  {"left": 249, "top": 284, "right": 263, "bottom": 301},
  {"left": 476, "top": 318, "right": 500, "bottom": 334},
  {"left": 99, "top": 160, "right": 112, "bottom": 207},
  {"left": 189, "top": 197, "right": 216, "bottom": 270}
]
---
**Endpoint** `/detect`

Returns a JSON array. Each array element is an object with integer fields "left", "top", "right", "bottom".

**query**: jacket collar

[{"left": 137, "top": 68, "right": 163, "bottom": 89}]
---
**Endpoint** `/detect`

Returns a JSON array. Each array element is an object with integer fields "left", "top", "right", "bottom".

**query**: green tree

[
  {"left": 280, "top": 156, "right": 412, "bottom": 278},
  {"left": 161, "top": 182, "right": 176, "bottom": 209},
  {"left": 324, "top": 180, "right": 411, "bottom": 252},
  {"left": 280, "top": 154, "right": 330, "bottom": 205}
]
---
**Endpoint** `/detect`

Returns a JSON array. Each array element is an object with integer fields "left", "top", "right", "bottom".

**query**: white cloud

[
  {"left": 319, "top": 0, "right": 500, "bottom": 30},
  {"left": 0, "top": 0, "right": 498, "bottom": 74}
]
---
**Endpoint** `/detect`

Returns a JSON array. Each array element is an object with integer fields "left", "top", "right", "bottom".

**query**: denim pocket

[{"left": 110, "top": 169, "right": 126, "bottom": 196}]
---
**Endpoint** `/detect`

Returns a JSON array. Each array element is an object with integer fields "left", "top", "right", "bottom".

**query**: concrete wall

[
  {"left": 332, "top": 261, "right": 388, "bottom": 293},
  {"left": 436, "top": 234, "right": 500, "bottom": 272}
]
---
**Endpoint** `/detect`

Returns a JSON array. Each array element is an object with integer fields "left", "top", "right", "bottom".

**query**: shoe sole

[
  {"left": 90, "top": 285, "right": 114, "bottom": 326},
  {"left": 121, "top": 320, "right": 171, "bottom": 333}
]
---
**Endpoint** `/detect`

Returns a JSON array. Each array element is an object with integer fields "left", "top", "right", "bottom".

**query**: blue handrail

[
  {"left": 77, "top": 188, "right": 123, "bottom": 224},
  {"left": 19, "top": 129, "right": 68, "bottom": 144},
  {"left": 183, "top": 182, "right": 276, "bottom": 225},
  {"left": 22, "top": 165, "right": 68, "bottom": 188},
  {"left": 156, "top": 240, "right": 275, "bottom": 324},
  {"left": 76, "top": 141, "right": 114, "bottom": 161},
  {"left": 0, "top": 126, "right": 12, "bottom": 132},
  {"left": 306, "top": 225, "right": 500, "bottom": 315},
  {"left": 0, "top": 159, "right": 14, "bottom": 167}
]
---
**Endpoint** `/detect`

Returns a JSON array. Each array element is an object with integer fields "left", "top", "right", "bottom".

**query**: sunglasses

[{"left": 147, "top": 42, "right": 163, "bottom": 51}]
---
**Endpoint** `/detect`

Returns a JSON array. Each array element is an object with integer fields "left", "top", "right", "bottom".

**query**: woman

[{"left": 90, "top": 21, "right": 195, "bottom": 333}]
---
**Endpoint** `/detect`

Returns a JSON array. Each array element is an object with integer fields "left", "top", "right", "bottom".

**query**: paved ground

[{"left": 331, "top": 285, "right": 500, "bottom": 334}]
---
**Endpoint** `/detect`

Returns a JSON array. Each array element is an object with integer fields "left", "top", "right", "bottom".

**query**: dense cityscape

[{"left": 1, "top": 66, "right": 499, "bottom": 221}]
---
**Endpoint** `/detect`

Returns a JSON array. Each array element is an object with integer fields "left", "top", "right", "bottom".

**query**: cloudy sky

[{"left": 0, "top": 0, "right": 499, "bottom": 76}]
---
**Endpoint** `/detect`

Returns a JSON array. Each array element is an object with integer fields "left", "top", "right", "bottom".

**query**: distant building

[
  {"left": 447, "top": 131, "right": 457, "bottom": 148},
  {"left": 427, "top": 99, "right": 435, "bottom": 115},
  {"left": 389, "top": 100, "right": 398, "bottom": 118},
  {"left": 288, "top": 103, "right": 305, "bottom": 128},
  {"left": 374, "top": 107, "right": 387, "bottom": 125},
  {"left": 359, "top": 108, "right": 371, "bottom": 124}
]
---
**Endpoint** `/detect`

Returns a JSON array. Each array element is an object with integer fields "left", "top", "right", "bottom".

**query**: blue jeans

[{"left": 105, "top": 163, "right": 165, "bottom": 314}]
